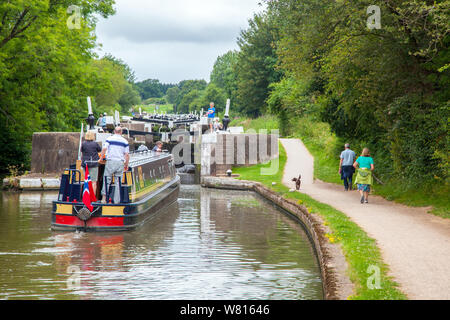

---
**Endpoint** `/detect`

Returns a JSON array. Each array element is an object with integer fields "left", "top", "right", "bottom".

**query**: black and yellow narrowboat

[{"left": 51, "top": 151, "right": 180, "bottom": 232}]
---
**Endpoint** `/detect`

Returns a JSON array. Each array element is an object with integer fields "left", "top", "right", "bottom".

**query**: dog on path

[{"left": 292, "top": 175, "right": 301, "bottom": 190}]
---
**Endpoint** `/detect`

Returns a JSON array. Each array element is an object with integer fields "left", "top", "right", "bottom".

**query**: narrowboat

[{"left": 51, "top": 151, "right": 180, "bottom": 232}]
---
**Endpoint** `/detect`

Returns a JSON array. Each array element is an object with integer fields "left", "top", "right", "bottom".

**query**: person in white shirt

[
  {"left": 339, "top": 143, "right": 356, "bottom": 191},
  {"left": 99, "top": 127, "right": 130, "bottom": 204}
]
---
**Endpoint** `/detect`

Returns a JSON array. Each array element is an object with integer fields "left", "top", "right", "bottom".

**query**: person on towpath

[
  {"left": 339, "top": 143, "right": 356, "bottom": 191},
  {"left": 353, "top": 148, "right": 374, "bottom": 204}
]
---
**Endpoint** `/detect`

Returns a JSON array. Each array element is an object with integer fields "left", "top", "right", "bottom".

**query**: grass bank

[
  {"left": 230, "top": 114, "right": 449, "bottom": 219},
  {"left": 230, "top": 114, "right": 280, "bottom": 132},
  {"left": 233, "top": 144, "right": 406, "bottom": 300}
]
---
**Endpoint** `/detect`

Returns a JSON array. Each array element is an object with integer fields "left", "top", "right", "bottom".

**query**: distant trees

[
  {"left": 171, "top": 80, "right": 223, "bottom": 114},
  {"left": 166, "top": 86, "right": 180, "bottom": 104},
  {"left": 135, "top": 79, "right": 177, "bottom": 100}
]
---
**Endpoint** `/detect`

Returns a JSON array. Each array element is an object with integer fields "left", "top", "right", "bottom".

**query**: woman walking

[{"left": 353, "top": 148, "right": 374, "bottom": 204}]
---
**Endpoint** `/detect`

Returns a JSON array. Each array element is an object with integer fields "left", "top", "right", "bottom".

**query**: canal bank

[{"left": 201, "top": 176, "right": 353, "bottom": 300}]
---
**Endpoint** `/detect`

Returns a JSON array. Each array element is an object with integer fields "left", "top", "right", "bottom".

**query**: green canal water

[{"left": 0, "top": 185, "right": 323, "bottom": 300}]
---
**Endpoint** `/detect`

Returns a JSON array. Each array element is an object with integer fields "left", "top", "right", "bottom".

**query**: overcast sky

[{"left": 95, "top": 0, "right": 265, "bottom": 84}]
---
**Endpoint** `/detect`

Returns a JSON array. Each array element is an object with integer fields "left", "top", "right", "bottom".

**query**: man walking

[
  {"left": 99, "top": 127, "right": 129, "bottom": 204},
  {"left": 339, "top": 143, "right": 356, "bottom": 191}
]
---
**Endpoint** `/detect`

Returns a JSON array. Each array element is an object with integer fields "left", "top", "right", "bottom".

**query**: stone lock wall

[
  {"left": 31, "top": 133, "right": 82, "bottom": 174},
  {"left": 201, "top": 133, "right": 279, "bottom": 176},
  {"left": 30, "top": 132, "right": 135, "bottom": 174}
]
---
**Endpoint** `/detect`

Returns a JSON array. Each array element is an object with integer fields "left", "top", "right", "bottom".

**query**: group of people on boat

[
  {"left": 339, "top": 143, "right": 375, "bottom": 204},
  {"left": 81, "top": 126, "right": 164, "bottom": 204}
]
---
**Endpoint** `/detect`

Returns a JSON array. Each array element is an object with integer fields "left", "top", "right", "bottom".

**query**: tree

[
  {"left": 0, "top": 1, "right": 115, "bottom": 174},
  {"left": 201, "top": 83, "right": 226, "bottom": 113},
  {"left": 234, "top": 13, "right": 282, "bottom": 117},
  {"left": 90, "top": 58, "right": 127, "bottom": 108},
  {"left": 118, "top": 82, "right": 141, "bottom": 113},
  {"left": 135, "top": 79, "right": 163, "bottom": 100},
  {"left": 266, "top": 0, "right": 449, "bottom": 183},
  {"left": 178, "top": 90, "right": 201, "bottom": 114},
  {"left": 166, "top": 86, "right": 180, "bottom": 104},
  {"left": 135, "top": 79, "right": 177, "bottom": 100},
  {"left": 0, "top": 1, "right": 115, "bottom": 49},
  {"left": 103, "top": 53, "right": 137, "bottom": 83},
  {"left": 210, "top": 50, "right": 238, "bottom": 99},
  {"left": 174, "top": 80, "right": 207, "bottom": 111}
]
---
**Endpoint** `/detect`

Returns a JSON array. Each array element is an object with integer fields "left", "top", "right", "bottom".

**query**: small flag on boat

[{"left": 82, "top": 165, "right": 97, "bottom": 212}]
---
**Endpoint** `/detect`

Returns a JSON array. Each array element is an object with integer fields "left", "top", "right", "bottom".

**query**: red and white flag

[{"left": 82, "top": 165, "right": 97, "bottom": 212}]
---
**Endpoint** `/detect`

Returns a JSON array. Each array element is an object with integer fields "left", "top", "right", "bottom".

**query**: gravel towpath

[{"left": 280, "top": 138, "right": 450, "bottom": 300}]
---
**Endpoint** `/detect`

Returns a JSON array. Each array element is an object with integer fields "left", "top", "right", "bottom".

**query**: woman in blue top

[
  {"left": 353, "top": 148, "right": 374, "bottom": 204},
  {"left": 207, "top": 102, "right": 215, "bottom": 131}
]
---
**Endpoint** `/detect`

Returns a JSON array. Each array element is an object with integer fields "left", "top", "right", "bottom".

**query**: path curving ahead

[{"left": 280, "top": 138, "right": 450, "bottom": 300}]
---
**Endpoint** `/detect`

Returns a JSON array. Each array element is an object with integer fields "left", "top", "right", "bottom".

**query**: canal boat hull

[
  {"left": 51, "top": 150, "right": 180, "bottom": 232},
  {"left": 51, "top": 175, "right": 180, "bottom": 232}
]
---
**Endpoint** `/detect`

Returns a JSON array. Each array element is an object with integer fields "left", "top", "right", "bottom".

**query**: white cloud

[{"left": 95, "top": 0, "right": 265, "bottom": 83}]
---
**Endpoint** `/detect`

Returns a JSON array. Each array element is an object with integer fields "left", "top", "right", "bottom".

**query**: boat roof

[{"left": 129, "top": 150, "right": 172, "bottom": 167}]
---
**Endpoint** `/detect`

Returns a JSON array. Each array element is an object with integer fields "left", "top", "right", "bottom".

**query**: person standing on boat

[
  {"left": 152, "top": 141, "right": 163, "bottom": 152},
  {"left": 339, "top": 143, "right": 356, "bottom": 191},
  {"left": 81, "top": 131, "right": 102, "bottom": 193},
  {"left": 99, "top": 127, "right": 130, "bottom": 204}
]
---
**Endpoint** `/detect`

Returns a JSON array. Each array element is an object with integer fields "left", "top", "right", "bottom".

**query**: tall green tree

[
  {"left": 234, "top": 13, "right": 283, "bottom": 117},
  {"left": 0, "top": 1, "right": 116, "bottom": 175},
  {"left": 135, "top": 79, "right": 176, "bottom": 100},
  {"left": 166, "top": 86, "right": 180, "bottom": 104},
  {"left": 173, "top": 79, "right": 207, "bottom": 112},
  {"left": 210, "top": 50, "right": 238, "bottom": 100},
  {"left": 135, "top": 79, "right": 163, "bottom": 100}
]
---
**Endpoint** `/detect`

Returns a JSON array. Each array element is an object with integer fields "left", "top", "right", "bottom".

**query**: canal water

[{"left": 0, "top": 185, "right": 323, "bottom": 300}]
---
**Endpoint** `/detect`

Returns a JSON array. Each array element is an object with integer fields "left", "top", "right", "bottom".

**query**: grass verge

[{"left": 233, "top": 143, "right": 407, "bottom": 300}]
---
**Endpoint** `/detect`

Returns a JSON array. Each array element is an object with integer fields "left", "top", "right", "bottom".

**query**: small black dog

[{"left": 292, "top": 174, "right": 301, "bottom": 190}]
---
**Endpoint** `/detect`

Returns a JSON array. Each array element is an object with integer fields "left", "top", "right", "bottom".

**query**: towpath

[{"left": 280, "top": 138, "right": 450, "bottom": 300}]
